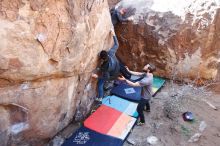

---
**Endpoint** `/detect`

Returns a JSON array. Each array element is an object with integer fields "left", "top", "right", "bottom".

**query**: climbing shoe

[
  {"left": 137, "top": 122, "right": 145, "bottom": 126},
  {"left": 144, "top": 106, "right": 150, "bottom": 112},
  {"left": 95, "top": 98, "right": 102, "bottom": 104},
  {"left": 95, "top": 97, "right": 101, "bottom": 101},
  {"left": 146, "top": 109, "right": 151, "bottom": 112}
]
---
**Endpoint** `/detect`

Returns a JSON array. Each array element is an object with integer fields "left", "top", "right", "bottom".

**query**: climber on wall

[
  {"left": 110, "top": 6, "right": 134, "bottom": 25},
  {"left": 92, "top": 29, "right": 131, "bottom": 102},
  {"left": 118, "top": 63, "right": 156, "bottom": 126}
]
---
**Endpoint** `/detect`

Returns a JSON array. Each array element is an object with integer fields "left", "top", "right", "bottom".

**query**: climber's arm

[{"left": 108, "top": 32, "right": 119, "bottom": 55}]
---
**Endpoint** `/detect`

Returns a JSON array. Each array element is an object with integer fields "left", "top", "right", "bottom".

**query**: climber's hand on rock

[
  {"left": 92, "top": 73, "right": 98, "bottom": 78},
  {"left": 110, "top": 28, "right": 115, "bottom": 36}
]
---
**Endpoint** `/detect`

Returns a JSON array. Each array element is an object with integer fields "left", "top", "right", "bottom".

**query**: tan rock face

[
  {"left": 0, "top": 0, "right": 113, "bottom": 83},
  {"left": 115, "top": 0, "right": 220, "bottom": 82},
  {"left": 108, "top": 0, "right": 120, "bottom": 8},
  {"left": 0, "top": 0, "right": 112, "bottom": 145}
]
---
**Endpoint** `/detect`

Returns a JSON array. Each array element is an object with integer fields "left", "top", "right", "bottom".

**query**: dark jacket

[
  {"left": 100, "top": 36, "right": 120, "bottom": 80},
  {"left": 111, "top": 9, "right": 128, "bottom": 25}
]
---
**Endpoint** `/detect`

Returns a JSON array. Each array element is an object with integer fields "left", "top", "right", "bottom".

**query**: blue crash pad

[
  {"left": 111, "top": 84, "right": 142, "bottom": 101},
  {"left": 62, "top": 126, "right": 123, "bottom": 146},
  {"left": 102, "top": 95, "right": 138, "bottom": 117}
]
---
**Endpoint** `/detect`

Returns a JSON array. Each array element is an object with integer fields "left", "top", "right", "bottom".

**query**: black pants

[
  {"left": 119, "top": 62, "right": 131, "bottom": 79},
  {"left": 119, "top": 62, "right": 146, "bottom": 82},
  {"left": 137, "top": 98, "right": 150, "bottom": 123}
]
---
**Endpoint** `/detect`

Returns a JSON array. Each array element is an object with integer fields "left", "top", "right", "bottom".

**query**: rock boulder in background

[{"left": 115, "top": 0, "right": 220, "bottom": 83}]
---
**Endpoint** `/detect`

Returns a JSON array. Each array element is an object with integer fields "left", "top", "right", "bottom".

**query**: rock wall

[
  {"left": 0, "top": 0, "right": 113, "bottom": 145},
  {"left": 115, "top": 0, "right": 220, "bottom": 83},
  {"left": 108, "top": 0, "right": 120, "bottom": 8}
]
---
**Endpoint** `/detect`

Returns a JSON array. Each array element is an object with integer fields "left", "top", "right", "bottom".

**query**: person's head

[
  {"left": 99, "top": 50, "right": 108, "bottom": 61},
  {"left": 142, "top": 63, "right": 156, "bottom": 73},
  {"left": 119, "top": 8, "right": 127, "bottom": 15}
]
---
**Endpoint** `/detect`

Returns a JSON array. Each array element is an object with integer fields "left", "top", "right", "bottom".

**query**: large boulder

[
  {"left": 115, "top": 0, "right": 220, "bottom": 82},
  {"left": 0, "top": 0, "right": 113, "bottom": 145},
  {"left": 108, "top": 0, "right": 120, "bottom": 8}
]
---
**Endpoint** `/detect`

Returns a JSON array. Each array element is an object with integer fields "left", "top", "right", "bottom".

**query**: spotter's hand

[
  {"left": 118, "top": 76, "right": 126, "bottom": 81},
  {"left": 92, "top": 73, "right": 98, "bottom": 78}
]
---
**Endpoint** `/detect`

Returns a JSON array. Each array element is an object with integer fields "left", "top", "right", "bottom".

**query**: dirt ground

[
  {"left": 124, "top": 81, "right": 220, "bottom": 146},
  {"left": 51, "top": 81, "right": 220, "bottom": 146}
]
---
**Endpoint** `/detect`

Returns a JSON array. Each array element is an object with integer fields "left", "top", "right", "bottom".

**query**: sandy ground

[{"left": 124, "top": 81, "right": 220, "bottom": 146}]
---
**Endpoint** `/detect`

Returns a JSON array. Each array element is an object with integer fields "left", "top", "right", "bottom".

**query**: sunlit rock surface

[
  {"left": 115, "top": 0, "right": 220, "bottom": 82},
  {"left": 0, "top": 0, "right": 113, "bottom": 145}
]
